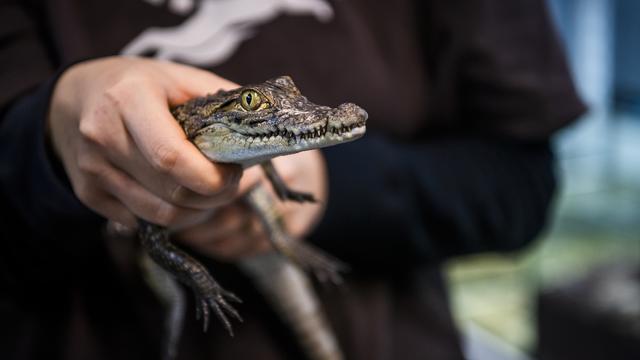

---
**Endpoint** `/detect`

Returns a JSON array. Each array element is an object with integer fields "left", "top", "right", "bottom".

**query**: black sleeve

[
  {"left": 308, "top": 0, "right": 585, "bottom": 270},
  {"left": 0, "top": 3, "right": 102, "bottom": 289},
  {"left": 456, "top": 0, "right": 585, "bottom": 138},
  {"left": 309, "top": 133, "right": 556, "bottom": 270},
  {"left": 0, "top": 2, "right": 55, "bottom": 106},
  {"left": 0, "top": 75, "right": 104, "bottom": 289}
]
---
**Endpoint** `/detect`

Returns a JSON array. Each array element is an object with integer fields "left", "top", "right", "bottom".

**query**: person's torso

[{"left": 40, "top": 0, "right": 432, "bottom": 137}]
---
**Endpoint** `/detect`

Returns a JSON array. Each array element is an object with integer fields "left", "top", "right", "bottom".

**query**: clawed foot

[
  {"left": 290, "top": 241, "right": 348, "bottom": 284},
  {"left": 194, "top": 283, "right": 243, "bottom": 336}
]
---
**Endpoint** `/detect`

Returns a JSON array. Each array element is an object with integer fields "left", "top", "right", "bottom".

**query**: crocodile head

[{"left": 172, "top": 76, "right": 367, "bottom": 167}]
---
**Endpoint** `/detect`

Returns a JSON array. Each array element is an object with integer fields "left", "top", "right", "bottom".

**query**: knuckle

[
  {"left": 104, "top": 77, "right": 143, "bottom": 108},
  {"left": 92, "top": 101, "right": 114, "bottom": 121},
  {"left": 150, "top": 144, "right": 179, "bottom": 173},
  {"left": 78, "top": 119, "right": 104, "bottom": 146},
  {"left": 103, "top": 85, "right": 125, "bottom": 109}
]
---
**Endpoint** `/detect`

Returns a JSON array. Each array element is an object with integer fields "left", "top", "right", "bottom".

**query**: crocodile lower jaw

[{"left": 247, "top": 122, "right": 366, "bottom": 147}]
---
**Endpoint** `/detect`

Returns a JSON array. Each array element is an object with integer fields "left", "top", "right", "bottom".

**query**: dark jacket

[{"left": 0, "top": 0, "right": 584, "bottom": 359}]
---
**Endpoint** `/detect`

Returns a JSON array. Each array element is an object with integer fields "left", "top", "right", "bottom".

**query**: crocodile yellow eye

[{"left": 240, "top": 90, "right": 262, "bottom": 111}]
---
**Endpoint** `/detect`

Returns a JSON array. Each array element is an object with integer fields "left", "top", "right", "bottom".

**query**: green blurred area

[
  {"left": 446, "top": 0, "right": 640, "bottom": 355},
  {"left": 445, "top": 126, "right": 640, "bottom": 353}
]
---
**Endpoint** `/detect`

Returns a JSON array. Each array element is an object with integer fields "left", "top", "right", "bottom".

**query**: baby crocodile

[{"left": 138, "top": 76, "right": 367, "bottom": 360}]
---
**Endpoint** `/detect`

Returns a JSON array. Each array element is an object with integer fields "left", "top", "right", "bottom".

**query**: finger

[
  {"left": 93, "top": 193, "right": 138, "bottom": 228},
  {"left": 205, "top": 229, "right": 271, "bottom": 260},
  {"left": 73, "top": 179, "right": 138, "bottom": 227},
  {"left": 114, "top": 84, "right": 242, "bottom": 198},
  {"left": 177, "top": 203, "right": 252, "bottom": 245},
  {"left": 105, "top": 127, "right": 240, "bottom": 210},
  {"left": 176, "top": 205, "right": 272, "bottom": 260},
  {"left": 79, "top": 95, "right": 240, "bottom": 210},
  {"left": 207, "top": 213, "right": 272, "bottom": 259},
  {"left": 88, "top": 158, "right": 208, "bottom": 227}
]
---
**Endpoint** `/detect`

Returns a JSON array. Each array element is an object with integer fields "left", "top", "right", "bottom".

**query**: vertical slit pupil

[{"left": 246, "top": 93, "right": 253, "bottom": 105}]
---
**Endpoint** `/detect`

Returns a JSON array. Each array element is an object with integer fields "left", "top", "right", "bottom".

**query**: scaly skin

[
  {"left": 173, "top": 76, "right": 367, "bottom": 167},
  {"left": 138, "top": 76, "right": 367, "bottom": 353}
]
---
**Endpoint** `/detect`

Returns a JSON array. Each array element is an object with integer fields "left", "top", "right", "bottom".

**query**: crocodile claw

[
  {"left": 289, "top": 241, "right": 349, "bottom": 285},
  {"left": 194, "top": 285, "right": 243, "bottom": 335}
]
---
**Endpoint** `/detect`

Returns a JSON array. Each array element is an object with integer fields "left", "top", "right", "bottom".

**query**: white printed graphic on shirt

[{"left": 122, "top": 0, "right": 334, "bottom": 67}]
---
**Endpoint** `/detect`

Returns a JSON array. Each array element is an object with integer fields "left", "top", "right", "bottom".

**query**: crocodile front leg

[
  {"left": 245, "top": 185, "right": 347, "bottom": 284},
  {"left": 261, "top": 160, "right": 316, "bottom": 203},
  {"left": 138, "top": 220, "right": 242, "bottom": 334}
]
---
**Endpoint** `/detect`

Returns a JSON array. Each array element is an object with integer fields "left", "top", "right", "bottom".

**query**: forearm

[{"left": 309, "top": 131, "right": 556, "bottom": 270}]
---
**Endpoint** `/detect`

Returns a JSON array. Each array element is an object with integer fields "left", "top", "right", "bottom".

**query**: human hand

[
  {"left": 175, "top": 149, "right": 328, "bottom": 261},
  {"left": 48, "top": 56, "right": 242, "bottom": 228}
]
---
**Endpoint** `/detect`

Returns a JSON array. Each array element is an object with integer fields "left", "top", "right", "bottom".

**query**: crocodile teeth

[{"left": 243, "top": 122, "right": 364, "bottom": 143}]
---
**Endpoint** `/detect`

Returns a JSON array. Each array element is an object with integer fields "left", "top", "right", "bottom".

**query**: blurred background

[{"left": 445, "top": 0, "right": 640, "bottom": 358}]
